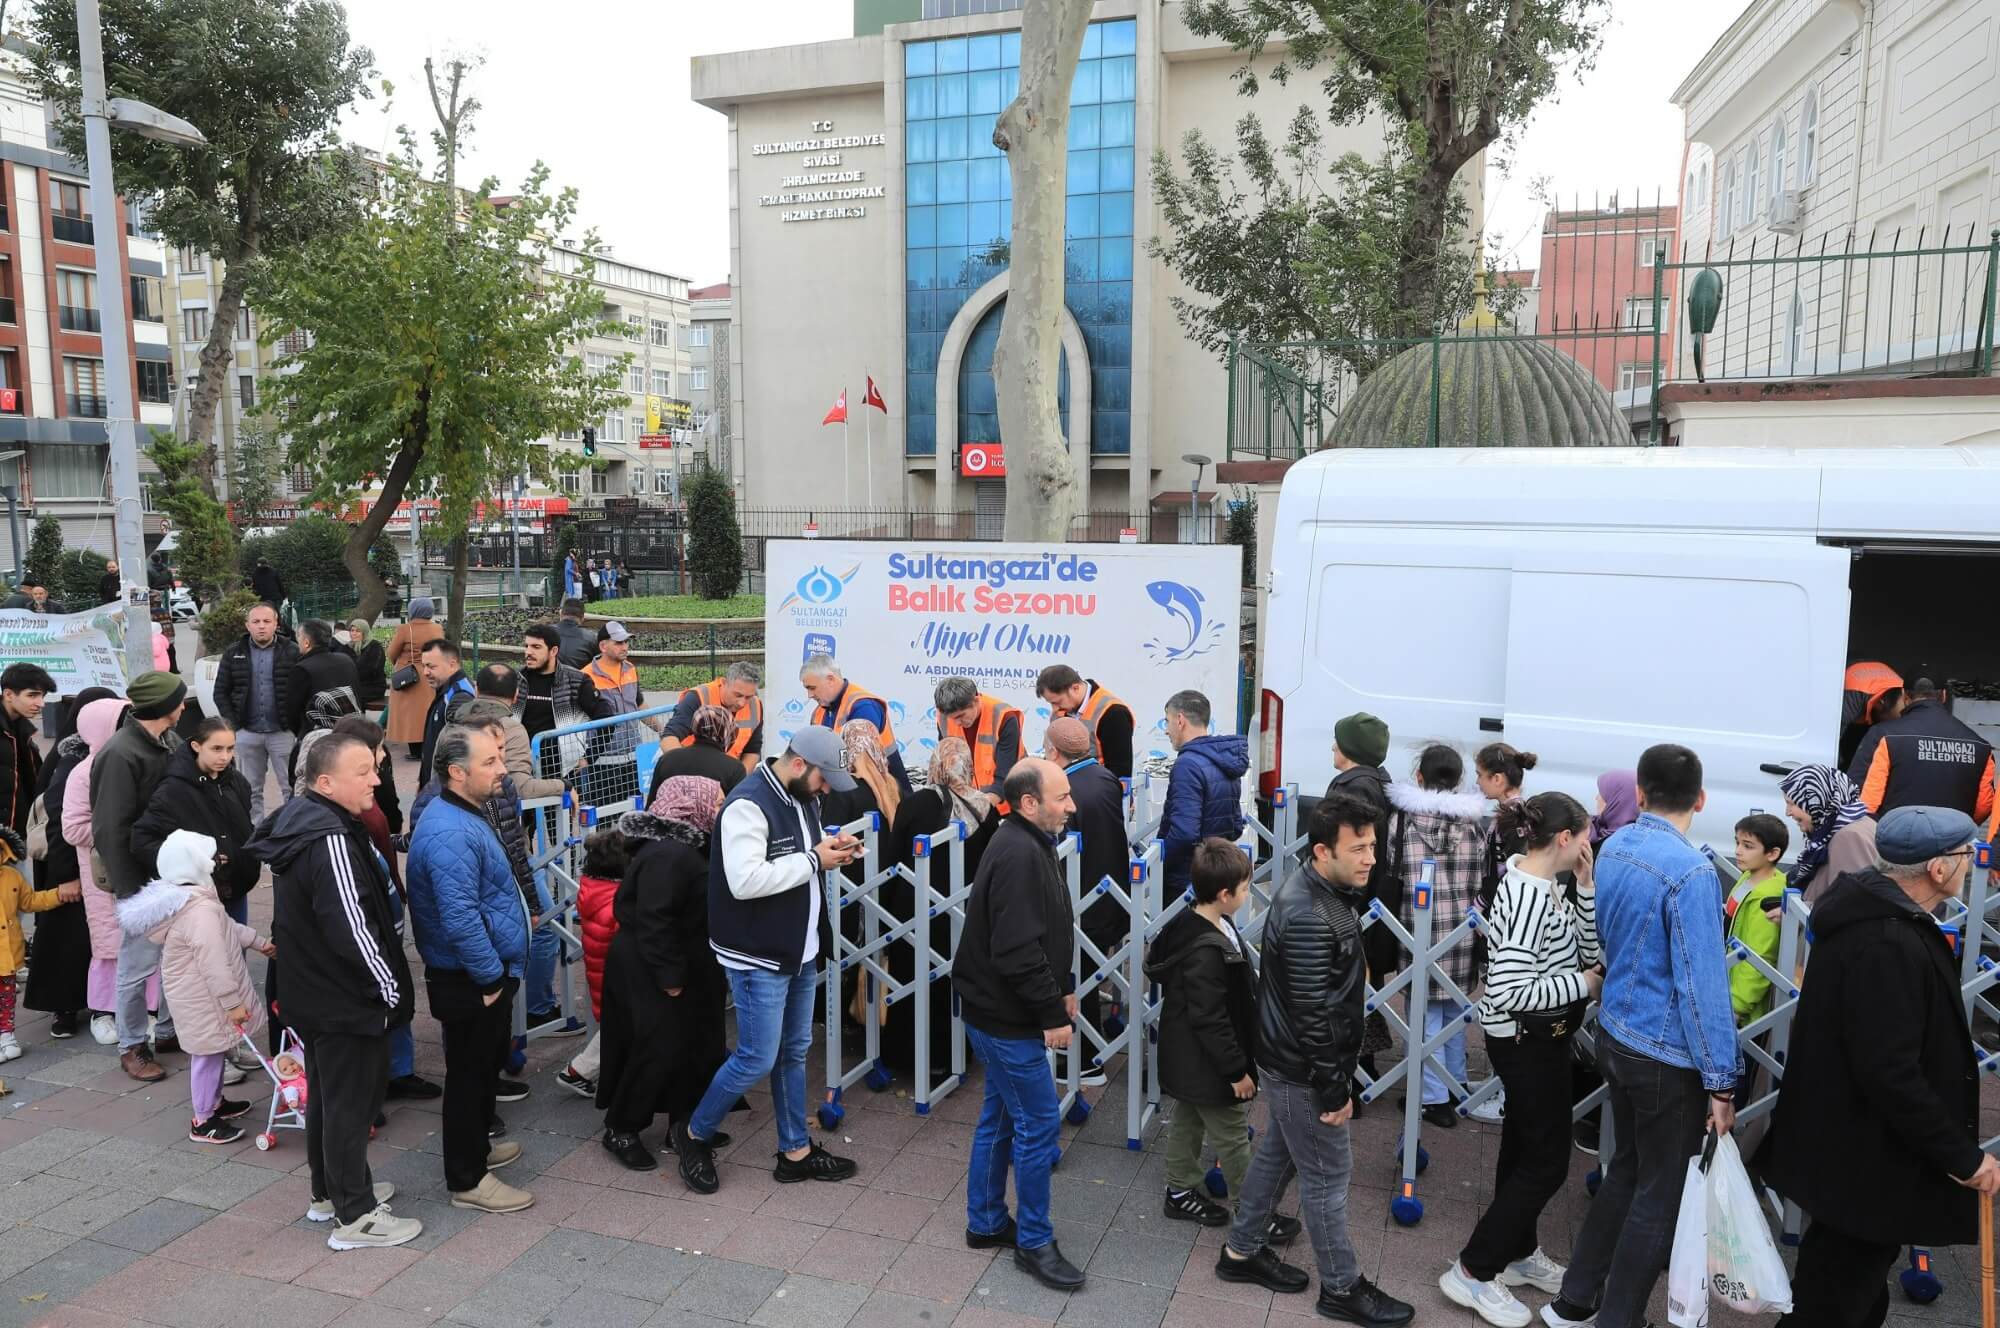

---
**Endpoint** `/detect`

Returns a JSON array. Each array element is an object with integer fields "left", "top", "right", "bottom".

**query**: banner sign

[
  {"left": 0, "top": 603, "right": 132, "bottom": 695},
  {"left": 764, "top": 539, "right": 1240, "bottom": 771},
  {"left": 960, "top": 441, "right": 1005, "bottom": 477}
]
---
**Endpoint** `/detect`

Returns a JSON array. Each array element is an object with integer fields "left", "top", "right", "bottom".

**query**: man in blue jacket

[
  {"left": 1159, "top": 690, "right": 1248, "bottom": 895},
  {"left": 407, "top": 724, "right": 533, "bottom": 1216}
]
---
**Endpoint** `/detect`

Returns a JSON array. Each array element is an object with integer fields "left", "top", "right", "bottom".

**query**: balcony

[
  {"left": 66, "top": 394, "right": 106, "bottom": 418},
  {"left": 59, "top": 305, "right": 100, "bottom": 334},
  {"left": 50, "top": 214, "right": 92, "bottom": 245}
]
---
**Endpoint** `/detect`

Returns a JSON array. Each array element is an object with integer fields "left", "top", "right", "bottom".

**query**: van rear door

[{"left": 1499, "top": 533, "right": 1851, "bottom": 843}]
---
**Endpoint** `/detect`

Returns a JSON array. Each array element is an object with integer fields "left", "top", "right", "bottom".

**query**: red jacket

[{"left": 577, "top": 872, "right": 619, "bottom": 1019}]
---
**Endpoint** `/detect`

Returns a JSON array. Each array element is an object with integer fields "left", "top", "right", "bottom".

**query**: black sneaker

[
  {"left": 386, "top": 1073, "right": 442, "bottom": 1101},
  {"left": 555, "top": 1066, "right": 595, "bottom": 1098},
  {"left": 495, "top": 1078, "right": 530, "bottom": 1103},
  {"left": 662, "top": 1120, "right": 731, "bottom": 1151},
  {"left": 1216, "top": 1245, "right": 1310, "bottom": 1293},
  {"left": 1163, "top": 1187, "right": 1230, "bottom": 1227},
  {"left": 673, "top": 1120, "right": 719, "bottom": 1195},
  {"left": 48, "top": 1011, "right": 77, "bottom": 1039},
  {"left": 1267, "top": 1214, "right": 1303, "bottom": 1246},
  {"left": 1317, "top": 1275, "right": 1415, "bottom": 1325},
  {"left": 1541, "top": 1296, "right": 1598, "bottom": 1325},
  {"left": 966, "top": 1215, "right": 1017, "bottom": 1249},
  {"left": 602, "top": 1130, "right": 657, "bottom": 1172},
  {"left": 189, "top": 1116, "right": 245, "bottom": 1145},
  {"left": 1422, "top": 1103, "right": 1459, "bottom": 1130},
  {"left": 1572, "top": 1118, "right": 1601, "bottom": 1156},
  {"left": 214, "top": 1097, "right": 252, "bottom": 1120},
  {"left": 487, "top": 1115, "right": 508, "bottom": 1138},
  {"left": 525, "top": 1008, "right": 584, "bottom": 1038},
  {"left": 773, "top": 1141, "right": 857, "bottom": 1184}
]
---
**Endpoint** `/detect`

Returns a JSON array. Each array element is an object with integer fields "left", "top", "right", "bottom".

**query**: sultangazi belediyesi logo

[{"left": 780, "top": 564, "right": 860, "bottom": 617}]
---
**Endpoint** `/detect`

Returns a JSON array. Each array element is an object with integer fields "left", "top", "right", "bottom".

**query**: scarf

[
  {"left": 690, "top": 703, "right": 735, "bottom": 751},
  {"left": 648, "top": 773, "right": 724, "bottom": 833},
  {"left": 1590, "top": 771, "right": 1639, "bottom": 847},
  {"left": 927, "top": 735, "right": 991, "bottom": 826},
  {"left": 1780, "top": 764, "right": 1868, "bottom": 889},
  {"left": 840, "top": 719, "right": 901, "bottom": 824}
]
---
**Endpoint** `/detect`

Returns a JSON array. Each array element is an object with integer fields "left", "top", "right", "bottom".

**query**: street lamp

[
  {"left": 1181, "top": 451, "right": 1212, "bottom": 544},
  {"left": 77, "top": 0, "right": 210, "bottom": 681}
]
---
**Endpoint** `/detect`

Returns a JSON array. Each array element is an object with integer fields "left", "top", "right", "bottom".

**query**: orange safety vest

[
  {"left": 1076, "top": 683, "right": 1132, "bottom": 765},
  {"left": 812, "top": 682, "right": 896, "bottom": 752},
  {"left": 681, "top": 678, "right": 764, "bottom": 760},
  {"left": 941, "top": 694, "right": 1021, "bottom": 790}
]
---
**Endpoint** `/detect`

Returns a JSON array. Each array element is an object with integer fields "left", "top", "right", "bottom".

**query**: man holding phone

[
  {"left": 675, "top": 727, "right": 863, "bottom": 1195},
  {"left": 951, "top": 759, "right": 1086, "bottom": 1291}
]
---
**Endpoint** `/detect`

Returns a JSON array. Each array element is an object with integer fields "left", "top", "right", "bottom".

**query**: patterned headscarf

[
  {"left": 649, "top": 773, "right": 724, "bottom": 833},
  {"left": 690, "top": 703, "right": 734, "bottom": 751},
  {"left": 927, "top": 735, "right": 991, "bottom": 825},
  {"left": 840, "top": 719, "right": 900, "bottom": 823},
  {"left": 1780, "top": 764, "right": 1870, "bottom": 890}
]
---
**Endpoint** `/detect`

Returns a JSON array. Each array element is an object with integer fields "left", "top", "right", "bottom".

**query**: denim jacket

[{"left": 1595, "top": 813, "right": 1740, "bottom": 1091}]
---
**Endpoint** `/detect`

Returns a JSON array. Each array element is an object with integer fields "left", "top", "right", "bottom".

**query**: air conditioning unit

[{"left": 1770, "top": 190, "right": 1804, "bottom": 235}]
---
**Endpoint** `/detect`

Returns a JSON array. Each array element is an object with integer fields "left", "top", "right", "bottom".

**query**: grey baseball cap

[{"left": 787, "top": 725, "right": 857, "bottom": 792}]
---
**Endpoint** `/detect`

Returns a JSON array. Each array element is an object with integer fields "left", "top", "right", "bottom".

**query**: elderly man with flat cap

[{"left": 1759, "top": 805, "right": 2000, "bottom": 1328}]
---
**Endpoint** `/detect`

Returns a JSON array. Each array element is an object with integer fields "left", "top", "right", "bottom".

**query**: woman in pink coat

[
  {"left": 61, "top": 696, "right": 157, "bottom": 1043},
  {"left": 116, "top": 830, "right": 270, "bottom": 1143}
]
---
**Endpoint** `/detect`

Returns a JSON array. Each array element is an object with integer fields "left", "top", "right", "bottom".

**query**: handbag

[
  {"left": 1513, "top": 998, "right": 1587, "bottom": 1041},
  {"left": 390, "top": 664, "right": 420, "bottom": 691},
  {"left": 23, "top": 796, "right": 47, "bottom": 862}
]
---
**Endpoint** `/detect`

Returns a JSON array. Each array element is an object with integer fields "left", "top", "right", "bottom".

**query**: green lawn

[
  {"left": 638, "top": 664, "right": 722, "bottom": 692},
  {"left": 595, "top": 594, "right": 764, "bottom": 620}
]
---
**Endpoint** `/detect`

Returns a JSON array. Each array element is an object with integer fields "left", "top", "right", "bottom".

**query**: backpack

[
  {"left": 304, "top": 685, "right": 362, "bottom": 732},
  {"left": 23, "top": 795, "right": 48, "bottom": 862}
]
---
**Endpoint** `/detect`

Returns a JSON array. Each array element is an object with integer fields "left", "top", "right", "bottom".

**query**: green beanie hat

[
  {"left": 127, "top": 670, "right": 187, "bottom": 720},
  {"left": 1334, "top": 712, "right": 1390, "bottom": 769}
]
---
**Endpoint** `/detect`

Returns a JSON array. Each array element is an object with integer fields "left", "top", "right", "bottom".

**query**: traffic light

[{"left": 581, "top": 426, "right": 597, "bottom": 458}]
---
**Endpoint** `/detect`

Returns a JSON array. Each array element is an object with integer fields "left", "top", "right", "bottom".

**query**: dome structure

[{"left": 1328, "top": 305, "right": 1628, "bottom": 450}]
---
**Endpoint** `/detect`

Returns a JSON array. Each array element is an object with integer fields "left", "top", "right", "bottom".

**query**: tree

[
  {"left": 27, "top": 0, "right": 374, "bottom": 494},
  {"left": 991, "top": 0, "right": 1094, "bottom": 542},
  {"left": 146, "top": 430, "right": 236, "bottom": 598},
  {"left": 22, "top": 516, "right": 62, "bottom": 590},
  {"left": 1225, "top": 487, "right": 1258, "bottom": 588},
  {"left": 227, "top": 413, "right": 288, "bottom": 531},
  {"left": 256, "top": 59, "right": 621, "bottom": 633},
  {"left": 684, "top": 465, "right": 743, "bottom": 601},
  {"left": 239, "top": 515, "right": 396, "bottom": 599},
  {"left": 1168, "top": 0, "right": 1610, "bottom": 346}
]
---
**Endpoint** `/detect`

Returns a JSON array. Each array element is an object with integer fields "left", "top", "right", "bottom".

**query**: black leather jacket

[{"left": 1256, "top": 858, "right": 1368, "bottom": 1112}]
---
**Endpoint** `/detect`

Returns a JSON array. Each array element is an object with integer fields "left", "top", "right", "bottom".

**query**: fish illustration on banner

[{"left": 1143, "top": 580, "right": 1225, "bottom": 662}]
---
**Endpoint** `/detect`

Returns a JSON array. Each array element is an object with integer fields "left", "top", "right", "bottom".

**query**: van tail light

[{"left": 1258, "top": 689, "right": 1283, "bottom": 800}]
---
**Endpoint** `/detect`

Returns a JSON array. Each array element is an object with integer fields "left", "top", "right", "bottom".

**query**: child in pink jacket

[{"left": 116, "top": 830, "right": 273, "bottom": 1143}]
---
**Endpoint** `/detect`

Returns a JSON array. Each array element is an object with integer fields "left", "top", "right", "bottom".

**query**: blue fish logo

[{"left": 1144, "top": 580, "right": 1224, "bottom": 662}]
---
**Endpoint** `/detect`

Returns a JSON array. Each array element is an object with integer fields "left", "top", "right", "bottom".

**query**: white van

[{"left": 1259, "top": 445, "right": 2000, "bottom": 844}]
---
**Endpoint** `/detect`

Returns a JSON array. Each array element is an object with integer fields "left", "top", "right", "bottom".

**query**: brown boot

[{"left": 120, "top": 1047, "right": 167, "bottom": 1082}]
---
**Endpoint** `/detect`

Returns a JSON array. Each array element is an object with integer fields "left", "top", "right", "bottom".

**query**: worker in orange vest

[
  {"left": 664, "top": 661, "right": 764, "bottom": 773},
  {"left": 933, "top": 675, "right": 1023, "bottom": 795},
  {"left": 801, "top": 653, "right": 910, "bottom": 792},
  {"left": 1035, "top": 664, "right": 1135, "bottom": 781}
]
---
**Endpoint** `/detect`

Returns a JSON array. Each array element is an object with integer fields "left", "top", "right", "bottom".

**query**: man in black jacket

[
  {"left": 1324, "top": 711, "right": 1397, "bottom": 1081},
  {"left": 214, "top": 602, "right": 299, "bottom": 822},
  {"left": 1216, "top": 791, "right": 1414, "bottom": 1327},
  {"left": 555, "top": 598, "right": 595, "bottom": 670},
  {"left": 0, "top": 663, "right": 50, "bottom": 838},
  {"left": 1758, "top": 805, "right": 2000, "bottom": 1327},
  {"left": 952, "top": 758, "right": 1086, "bottom": 1292},
  {"left": 286, "top": 620, "right": 361, "bottom": 737},
  {"left": 254, "top": 733, "right": 421, "bottom": 1251},
  {"left": 1849, "top": 678, "right": 1996, "bottom": 824},
  {"left": 1047, "top": 716, "right": 1127, "bottom": 1078}
]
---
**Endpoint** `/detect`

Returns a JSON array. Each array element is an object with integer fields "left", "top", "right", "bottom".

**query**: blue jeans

[
  {"left": 1421, "top": 998, "right": 1469, "bottom": 1106},
  {"left": 389, "top": 1022, "right": 415, "bottom": 1079},
  {"left": 526, "top": 877, "right": 558, "bottom": 1014},
  {"left": 965, "top": 1025, "right": 1060, "bottom": 1252},
  {"left": 689, "top": 967, "right": 817, "bottom": 1153}
]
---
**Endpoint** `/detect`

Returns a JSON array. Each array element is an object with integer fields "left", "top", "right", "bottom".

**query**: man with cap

[
  {"left": 581, "top": 620, "right": 659, "bottom": 804},
  {"left": 1047, "top": 715, "right": 1129, "bottom": 1077},
  {"left": 91, "top": 670, "right": 188, "bottom": 1081},
  {"left": 1758, "top": 805, "right": 2000, "bottom": 1327},
  {"left": 673, "top": 725, "right": 862, "bottom": 1196},
  {"left": 1324, "top": 712, "right": 1398, "bottom": 1076}
]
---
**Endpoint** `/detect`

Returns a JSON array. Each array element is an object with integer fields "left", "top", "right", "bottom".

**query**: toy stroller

[{"left": 240, "top": 1026, "right": 308, "bottom": 1152}]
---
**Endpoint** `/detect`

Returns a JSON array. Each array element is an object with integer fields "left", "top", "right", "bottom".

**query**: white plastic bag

[
  {"left": 1666, "top": 1153, "right": 1711, "bottom": 1327},
  {"left": 1705, "top": 1132, "right": 1793, "bottom": 1314}
]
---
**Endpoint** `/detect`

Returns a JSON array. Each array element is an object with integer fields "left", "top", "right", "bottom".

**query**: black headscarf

[{"left": 52, "top": 686, "right": 119, "bottom": 744}]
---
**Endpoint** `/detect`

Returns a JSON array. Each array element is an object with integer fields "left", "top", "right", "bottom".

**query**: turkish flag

[
  {"left": 864, "top": 377, "right": 887, "bottom": 413},
  {"left": 822, "top": 389, "right": 847, "bottom": 426}
]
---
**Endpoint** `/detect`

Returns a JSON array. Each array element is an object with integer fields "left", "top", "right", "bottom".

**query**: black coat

[
  {"left": 354, "top": 639, "right": 388, "bottom": 709},
  {"left": 96, "top": 572, "right": 118, "bottom": 605},
  {"left": 1255, "top": 859, "right": 1367, "bottom": 1113},
  {"left": 286, "top": 648, "right": 360, "bottom": 736},
  {"left": 0, "top": 712, "right": 39, "bottom": 839},
  {"left": 23, "top": 735, "right": 88, "bottom": 1014},
  {"left": 251, "top": 565, "right": 285, "bottom": 603},
  {"left": 881, "top": 788, "right": 997, "bottom": 1073},
  {"left": 213, "top": 634, "right": 299, "bottom": 730},
  {"left": 1145, "top": 907, "right": 1256, "bottom": 1106},
  {"left": 953, "top": 814, "right": 1075, "bottom": 1041},
  {"left": 646, "top": 739, "right": 747, "bottom": 806},
  {"left": 1325, "top": 763, "right": 1399, "bottom": 981},
  {"left": 131, "top": 744, "right": 260, "bottom": 903},
  {"left": 1757, "top": 869, "right": 1983, "bottom": 1245},
  {"left": 1065, "top": 758, "right": 1129, "bottom": 945}
]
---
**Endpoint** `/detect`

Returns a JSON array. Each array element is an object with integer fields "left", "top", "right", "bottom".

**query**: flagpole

[
  {"left": 844, "top": 409, "right": 851, "bottom": 509},
  {"left": 864, "top": 374, "right": 875, "bottom": 510}
]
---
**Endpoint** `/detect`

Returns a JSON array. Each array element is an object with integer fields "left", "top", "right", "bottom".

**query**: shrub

[
  {"left": 53, "top": 549, "right": 109, "bottom": 607},
  {"left": 21, "top": 516, "right": 61, "bottom": 590},
  {"left": 240, "top": 514, "right": 397, "bottom": 596},
  {"left": 685, "top": 466, "right": 743, "bottom": 600},
  {"left": 1225, "top": 488, "right": 1258, "bottom": 589}
]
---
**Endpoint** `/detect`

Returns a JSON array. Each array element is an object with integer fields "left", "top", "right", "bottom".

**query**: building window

[
  {"left": 1741, "top": 144, "right": 1759, "bottom": 229},
  {"left": 130, "top": 274, "right": 164, "bottom": 323},
  {"left": 0, "top": 260, "right": 13, "bottom": 325},
  {"left": 1799, "top": 87, "right": 1819, "bottom": 186},
  {"left": 693, "top": 408, "right": 712, "bottom": 432},
  {"left": 655, "top": 467, "right": 674, "bottom": 495},
  {"left": 137, "top": 360, "right": 171, "bottom": 404},
  {"left": 1637, "top": 235, "right": 1668, "bottom": 268},
  {"left": 184, "top": 307, "right": 210, "bottom": 342},
  {"left": 63, "top": 357, "right": 106, "bottom": 417},
  {"left": 1618, "top": 363, "right": 1655, "bottom": 392},
  {"left": 627, "top": 363, "right": 645, "bottom": 394},
  {"left": 1718, "top": 160, "right": 1736, "bottom": 237},
  {"left": 650, "top": 318, "right": 672, "bottom": 346},
  {"left": 57, "top": 268, "right": 98, "bottom": 332},
  {"left": 51, "top": 181, "right": 91, "bottom": 244},
  {"left": 590, "top": 466, "right": 609, "bottom": 495},
  {"left": 289, "top": 465, "right": 313, "bottom": 495},
  {"left": 557, "top": 468, "right": 580, "bottom": 494},
  {"left": 1770, "top": 119, "right": 1790, "bottom": 207},
  {"left": 630, "top": 415, "right": 645, "bottom": 441},
  {"left": 557, "top": 427, "right": 579, "bottom": 442},
  {"left": 278, "top": 329, "right": 310, "bottom": 356},
  {"left": 625, "top": 313, "right": 643, "bottom": 340},
  {"left": 689, "top": 324, "right": 710, "bottom": 348},
  {"left": 238, "top": 374, "right": 255, "bottom": 409},
  {"left": 178, "top": 246, "right": 206, "bottom": 275},
  {"left": 1697, "top": 161, "right": 1710, "bottom": 209},
  {"left": 629, "top": 467, "right": 647, "bottom": 496},
  {"left": 1623, "top": 297, "right": 1656, "bottom": 330},
  {"left": 651, "top": 368, "right": 671, "bottom": 396},
  {"left": 237, "top": 305, "right": 253, "bottom": 340},
  {"left": 585, "top": 351, "right": 614, "bottom": 377},
  {"left": 29, "top": 443, "right": 104, "bottom": 498},
  {"left": 1785, "top": 292, "right": 1808, "bottom": 373},
  {"left": 691, "top": 367, "right": 709, "bottom": 390},
  {"left": 603, "top": 413, "right": 624, "bottom": 442}
]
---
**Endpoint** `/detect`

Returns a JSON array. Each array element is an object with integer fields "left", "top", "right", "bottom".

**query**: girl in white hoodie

[{"left": 116, "top": 831, "right": 274, "bottom": 1144}]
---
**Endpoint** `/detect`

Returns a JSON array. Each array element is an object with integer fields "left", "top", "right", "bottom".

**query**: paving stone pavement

[{"left": 4, "top": 750, "right": 1995, "bottom": 1326}]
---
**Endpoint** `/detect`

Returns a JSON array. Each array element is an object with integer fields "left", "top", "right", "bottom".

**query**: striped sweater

[{"left": 1477, "top": 856, "right": 1601, "bottom": 1039}]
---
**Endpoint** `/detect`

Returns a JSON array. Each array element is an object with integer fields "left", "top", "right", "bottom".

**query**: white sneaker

[
  {"left": 326, "top": 1202, "right": 422, "bottom": 1251},
  {"left": 89, "top": 1014, "right": 117, "bottom": 1045},
  {"left": 0, "top": 1033, "right": 21, "bottom": 1061},
  {"left": 222, "top": 1062, "right": 248, "bottom": 1086},
  {"left": 1439, "top": 1261, "right": 1531, "bottom": 1328},
  {"left": 1500, "top": 1247, "right": 1567, "bottom": 1295},
  {"left": 1465, "top": 1084, "right": 1506, "bottom": 1124},
  {"left": 307, "top": 1182, "right": 395, "bottom": 1222}
]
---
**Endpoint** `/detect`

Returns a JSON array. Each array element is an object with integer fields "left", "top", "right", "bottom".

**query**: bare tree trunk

[
  {"left": 446, "top": 534, "right": 469, "bottom": 651},
  {"left": 185, "top": 251, "right": 257, "bottom": 496},
  {"left": 992, "top": 0, "right": 1092, "bottom": 543},
  {"left": 346, "top": 411, "right": 426, "bottom": 621}
]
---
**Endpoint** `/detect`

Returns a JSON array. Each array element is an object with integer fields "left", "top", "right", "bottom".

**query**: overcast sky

[{"left": 334, "top": 0, "right": 1752, "bottom": 283}]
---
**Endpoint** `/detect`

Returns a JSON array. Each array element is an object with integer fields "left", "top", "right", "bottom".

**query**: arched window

[
  {"left": 1785, "top": 291, "right": 1808, "bottom": 373},
  {"left": 1771, "top": 119, "right": 1790, "bottom": 200},
  {"left": 1719, "top": 159, "right": 1737, "bottom": 236},
  {"left": 1799, "top": 86, "right": 1820, "bottom": 185},
  {"left": 959, "top": 298, "right": 1068, "bottom": 448},
  {"left": 1743, "top": 143, "right": 1761, "bottom": 228},
  {"left": 1698, "top": 161, "right": 1710, "bottom": 208}
]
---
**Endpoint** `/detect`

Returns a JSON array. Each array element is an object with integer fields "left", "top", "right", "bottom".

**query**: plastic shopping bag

[
  {"left": 1705, "top": 1132, "right": 1794, "bottom": 1314},
  {"left": 1666, "top": 1151, "right": 1711, "bottom": 1328}
]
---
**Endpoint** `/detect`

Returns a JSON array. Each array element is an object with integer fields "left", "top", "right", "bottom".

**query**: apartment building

[{"left": 689, "top": 279, "right": 731, "bottom": 491}]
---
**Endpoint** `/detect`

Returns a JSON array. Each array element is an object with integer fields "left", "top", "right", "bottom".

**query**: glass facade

[{"left": 905, "top": 18, "right": 1136, "bottom": 457}]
